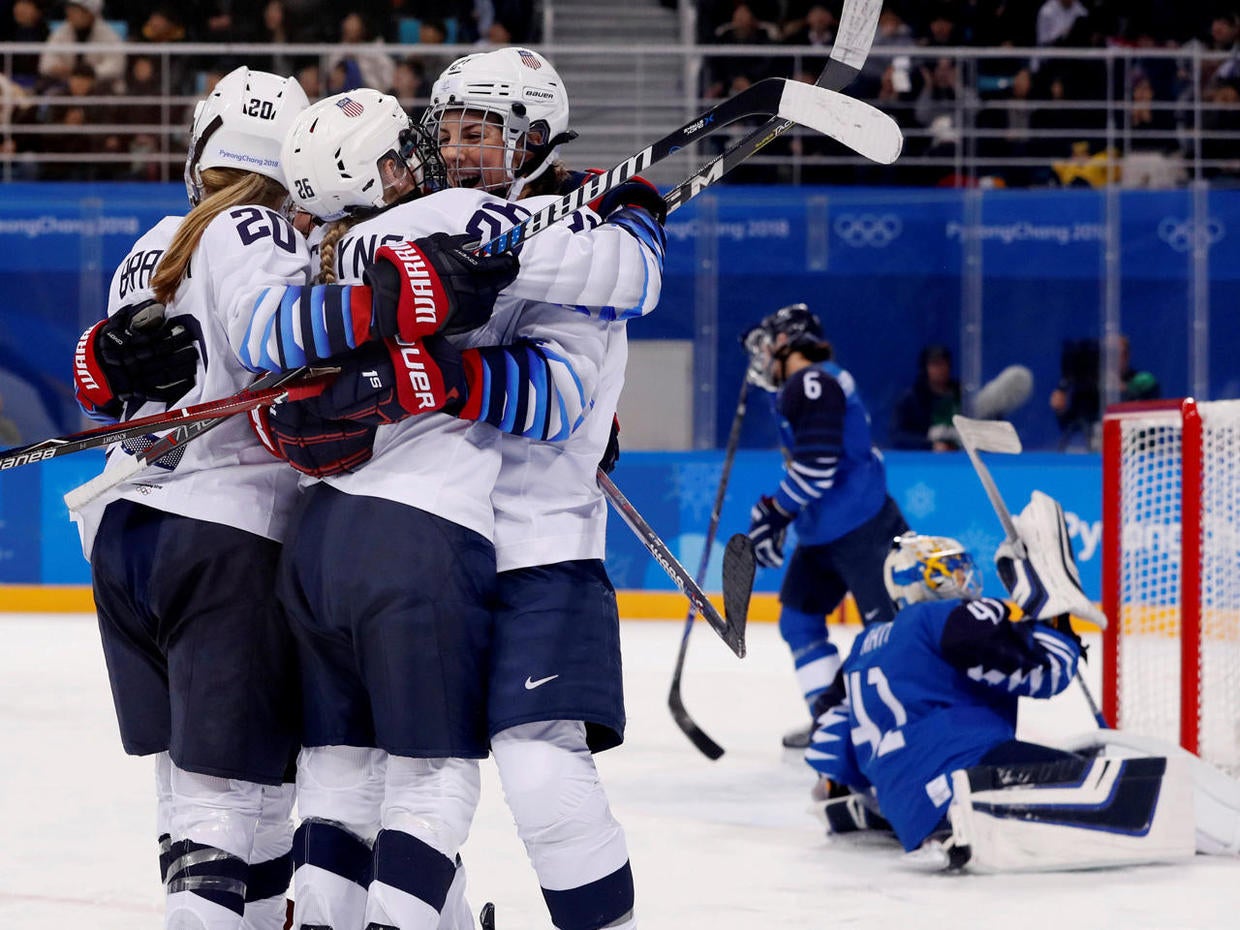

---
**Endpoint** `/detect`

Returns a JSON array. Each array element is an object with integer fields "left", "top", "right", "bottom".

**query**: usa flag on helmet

[
  {"left": 336, "top": 97, "right": 364, "bottom": 118},
  {"left": 517, "top": 49, "right": 542, "bottom": 70}
]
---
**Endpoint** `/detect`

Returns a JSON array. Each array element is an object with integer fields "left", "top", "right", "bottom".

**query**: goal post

[{"left": 1102, "top": 398, "right": 1240, "bottom": 773}]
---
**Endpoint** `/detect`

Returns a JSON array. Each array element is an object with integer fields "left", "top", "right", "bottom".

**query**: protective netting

[{"left": 1112, "top": 401, "right": 1240, "bottom": 774}]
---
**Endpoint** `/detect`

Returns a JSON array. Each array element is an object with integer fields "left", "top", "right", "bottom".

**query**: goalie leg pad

[
  {"left": 1060, "top": 729, "right": 1240, "bottom": 855},
  {"left": 945, "top": 755, "right": 1195, "bottom": 872}
]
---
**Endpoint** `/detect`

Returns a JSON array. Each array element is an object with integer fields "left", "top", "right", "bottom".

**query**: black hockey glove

[
  {"left": 365, "top": 232, "right": 520, "bottom": 341},
  {"left": 748, "top": 495, "right": 792, "bottom": 569},
  {"left": 1045, "top": 612, "right": 1089, "bottom": 663},
  {"left": 74, "top": 299, "right": 198, "bottom": 418},
  {"left": 249, "top": 400, "right": 377, "bottom": 479},
  {"left": 303, "top": 337, "right": 467, "bottom": 427},
  {"left": 599, "top": 414, "right": 621, "bottom": 474}
]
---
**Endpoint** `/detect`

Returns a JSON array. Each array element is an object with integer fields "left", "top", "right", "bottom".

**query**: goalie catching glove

[
  {"left": 994, "top": 489, "right": 1108, "bottom": 629},
  {"left": 365, "top": 232, "right": 520, "bottom": 341},
  {"left": 74, "top": 299, "right": 198, "bottom": 420}
]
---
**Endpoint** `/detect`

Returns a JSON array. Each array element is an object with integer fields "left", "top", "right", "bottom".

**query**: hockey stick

[
  {"left": 597, "top": 470, "right": 746, "bottom": 659},
  {"left": 0, "top": 368, "right": 332, "bottom": 475},
  {"left": 474, "top": 75, "right": 901, "bottom": 254},
  {"left": 60, "top": 368, "right": 336, "bottom": 510},
  {"left": 952, "top": 415, "right": 1109, "bottom": 727},
  {"left": 667, "top": 377, "right": 752, "bottom": 757},
  {"left": 664, "top": 0, "right": 884, "bottom": 213}
]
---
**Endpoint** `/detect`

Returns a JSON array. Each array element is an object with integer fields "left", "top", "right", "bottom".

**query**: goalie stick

[
  {"left": 952, "top": 415, "right": 1109, "bottom": 727},
  {"left": 0, "top": 368, "right": 331, "bottom": 474},
  {"left": 597, "top": 471, "right": 747, "bottom": 659},
  {"left": 668, "top": 377, "right": 752, "bottom": 758},
  {"left": 664, "top": 0, "right": 884, "bottom": 214}
]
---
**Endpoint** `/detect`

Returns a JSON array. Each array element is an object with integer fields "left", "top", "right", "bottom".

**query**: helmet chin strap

[{"left": 506, "top": 130, "right": 578, "bottom": 200}]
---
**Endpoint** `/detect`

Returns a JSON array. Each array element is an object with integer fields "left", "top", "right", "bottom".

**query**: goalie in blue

[{"left": 805, "top": 532, "right": 1087, "bottom": 853}]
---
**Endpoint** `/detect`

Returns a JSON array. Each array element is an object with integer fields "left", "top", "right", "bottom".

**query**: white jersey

[
  {"left": 306, "top": 187, "right": 661, "bottom": 541},
  {"left": 488, "top": 192, "right": 663, "bottom": 571},
  {"left": 71, "top": 207, "right": 310, "bottom": 558}
]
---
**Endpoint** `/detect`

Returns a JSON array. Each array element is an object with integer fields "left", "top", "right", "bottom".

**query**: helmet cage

[{"left": 884, "top": 533, "right": 983, "bottom": 608}]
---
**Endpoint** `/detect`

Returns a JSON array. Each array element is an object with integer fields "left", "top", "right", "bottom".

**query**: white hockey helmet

[
  {"left": 883, "top": 532, "right": 983, "bottom": 608},
  {"left": 184, "top": 66, "right": 309, "bottom": 205},
  {"left": 422, "top": 46, "right": 576, "bottom": 196},
  {"left": 281, "top": 89, "right": 447, "bottom": 222}
]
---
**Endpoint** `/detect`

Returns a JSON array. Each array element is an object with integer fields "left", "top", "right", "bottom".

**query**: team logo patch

[
  {"left": 336, "top": 97, "right": 364, "bottom": 118},
  {"left": 517, "top": 49, "right": 542, "bottom": 70}
]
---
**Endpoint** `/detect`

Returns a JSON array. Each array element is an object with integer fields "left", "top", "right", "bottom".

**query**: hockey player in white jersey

[
  {"left": 262, "top": 76, "right": 664, "bottom": 930},
  {"left": 418, "top": 46, "right": 667, "bottom": 930},
  {"left": 67, "top": 66, "right": 313, "bottom": 930}
]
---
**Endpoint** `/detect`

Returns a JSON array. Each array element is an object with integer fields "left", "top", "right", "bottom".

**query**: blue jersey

[
  {"left": 810, "top": 598, "right": 1081, "bottom": 851},
  {"left": 772, "top": 361, "right": 889, "bottom": 544}
]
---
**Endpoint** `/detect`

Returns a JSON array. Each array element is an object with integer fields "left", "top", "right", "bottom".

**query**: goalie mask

[
  {"left": 184, "top": 66, "right": 309, "bottom": 206},
  {"left": 741, "top": 303, "right": 830, "bottom": 391},
  {"left": 884, "top": 532, "right": 983, "bottom": 608},
  {"left": 280, "top": 90, "right": 446, "bottom": 222},
  {"left": 422, "top": 47, "right": 576, "bottom": 198}
]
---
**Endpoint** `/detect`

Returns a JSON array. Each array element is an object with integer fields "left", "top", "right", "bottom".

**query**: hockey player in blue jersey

[
  {"left": 803, "top": 486, "right": 1240, "bottom": 871},
  {"left": 806, "top": 530, "right": 1088, "bottom": 856},
  {"left": 742, "top": 303, "right": 909, "bottom": 748}
]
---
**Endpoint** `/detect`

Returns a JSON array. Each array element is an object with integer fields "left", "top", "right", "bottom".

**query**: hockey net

[{"left": 1102, "top": 398, "right": 1240, "bottom": 774}]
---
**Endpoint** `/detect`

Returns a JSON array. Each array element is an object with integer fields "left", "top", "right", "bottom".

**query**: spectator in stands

[
  {"left": 195, "top": 0, "right": 258, "bottom": 43},
  {"left": 1050, "top": 334, "right": 1160, "bottom": 450},
  {"left": 5, "top": 0, "right": 50, "bottom": 89},
  {"left": 295, "top": 59, "right": 322, "bottom": 100},
  {"left": 780, "top": 0, "right": 834, "bottom": 44},
  {"left": 782, "top": 3, "right": 835, "bottom": 75},
  {"left": 1202, "top": 11, "right": 1240, "bottom": 101},
  {"left": 38, "top": 61, "right": 116, "bottom": 179},
  {"left": 37, "top": 0, "right": 125, "bottom": 93},
  {"left": 135, "top": 6, "right": 195, "bottom": 97},
  {"left": 392, "top": 55, "right": 429, "bottom": 110},
  {"left": 114, "top": 53, "right": 164, "bottom": 180},
  {"left": 857, "top": 8, "right": 915, "bottom": 98},
  {"left": 975, "top": 67, "right": 1059, "bottom": 186},
  {"left": 914, "top": 56, "right": 979, "bottom": 185},
  {"left": 706, "top": 2, "right": 778, "bottom": 99},
  {"left": 1203, "top": 75, "right": 1240, "bottom": 183},
  {"left": 891, "top": 344, "right": 962, "bottom": 451},
  {"left": 919, "top": 4, "right": 963, "bottom": 49},
  {"left": 327, "top": 11, "right": 395, "bottom": 93},
  {"left": 253, "top": 0, "right": 298, "bottom": 76}
]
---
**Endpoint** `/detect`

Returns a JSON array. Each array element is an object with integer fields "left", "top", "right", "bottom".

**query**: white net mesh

[
  {"left": 1112, "top": 400, "right": 1240, "bottom": 774},
  {"left": 1198, "top": 401, "right": 1240, "bottom": 772}
]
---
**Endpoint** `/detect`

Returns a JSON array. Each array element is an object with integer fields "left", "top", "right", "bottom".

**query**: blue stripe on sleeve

[
  {"left": 524, "top": 345, "right": 549, "bottom": 438},
  {"left": 499, "top": 352, "right": 520, "bottom": 433},
  {"left": 309, "top": 286, "right": 330, "bottom": 361},
  {"left": 278, "top": 288, "right": 306, "bottom": 368}
]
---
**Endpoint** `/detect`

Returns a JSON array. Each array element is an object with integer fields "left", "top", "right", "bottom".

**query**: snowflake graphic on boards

[
  {"left": 669, "top": 462, "right": 724, "bottom": 524},
  {"left": 902, "top": 481, "right": 937, "bottom": 521}
]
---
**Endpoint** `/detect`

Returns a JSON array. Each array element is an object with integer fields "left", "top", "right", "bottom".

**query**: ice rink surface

[{"left": 1, "top": 612, "right": 1235, "bottom": 929}]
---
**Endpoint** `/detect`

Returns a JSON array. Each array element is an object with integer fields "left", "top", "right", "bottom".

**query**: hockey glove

[
  {"left": 748, "top": 495, "right": 792, "bottom": 569},
  {"left": 304, "top": 337, "right": 467, "bottom": 427},
  {"left": 365, "top": 232, "right": 520, "bottom": 341},
  {"left": 249, "top": 401, "right": 377, "bottom": 479},
  {"left": 580, "top": 169, "right": 669, "bottom": 225},
  {"left": 599, "top": 415, "right": 621, "bottom": 474},
  {"left": 74, "top": 299, "right": 198, "bottom": 419},
  {"left": 994, "top": 490, "right": 1108, "bottom": 629}
]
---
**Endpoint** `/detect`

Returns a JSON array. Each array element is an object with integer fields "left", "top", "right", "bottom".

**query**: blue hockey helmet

[
  {"left": 883, "top": 532, "right": 983, "bottom": 608},
  {"left": 741, "top": 302, "right": 830, "bottom": 391}
]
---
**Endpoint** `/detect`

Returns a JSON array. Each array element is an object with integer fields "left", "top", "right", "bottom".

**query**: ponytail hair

[
  {"left": 152, "top": 169, "right": 289, "bottom": 305},
  {"left": 316, "top": 215, "right": 365, "bottom": 284}
]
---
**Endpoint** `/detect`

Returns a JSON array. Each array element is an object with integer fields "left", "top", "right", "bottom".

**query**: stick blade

[
  {"left": 952, "top": 415, "right": 1023, "bottom": 454},
  {"left": 778, "top": 82, "right": 903, "bottom": 164},
  {"left": 668, "top": 682, "right": 726, "bottom": 760},
  {"left": 722, "top": 534, "right": 755, "bottom": 646}
]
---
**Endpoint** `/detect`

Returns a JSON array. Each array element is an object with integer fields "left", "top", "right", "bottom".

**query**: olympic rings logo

[
  {"left": 833, "top": 213, "right": 903, "bottom": 248},
  {"left": 1157, "top": 217, "right": 1225, "bottom": 253}
]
